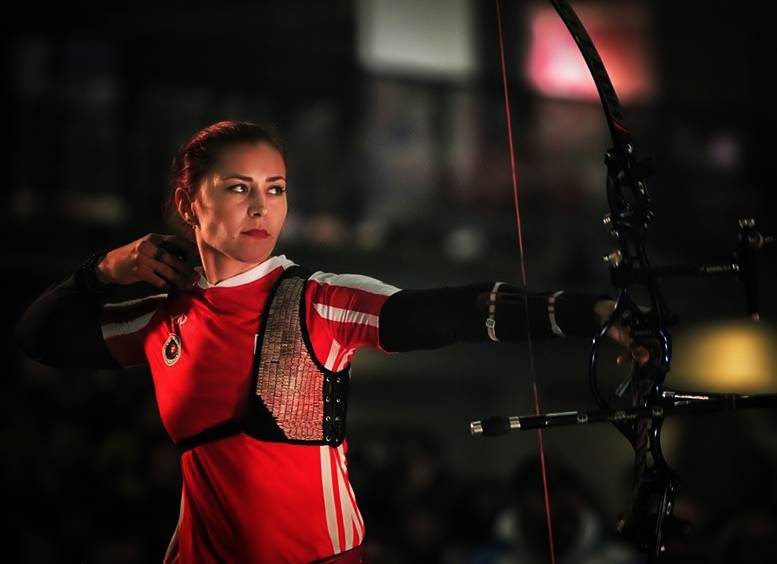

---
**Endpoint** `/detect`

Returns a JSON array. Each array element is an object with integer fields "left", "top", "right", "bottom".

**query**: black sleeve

[
  {"left": 378, "top": 282, "right": 603, "bottom": 352},
  {"left": 13, "top": 251, "right": 123, "bottom": 369}
]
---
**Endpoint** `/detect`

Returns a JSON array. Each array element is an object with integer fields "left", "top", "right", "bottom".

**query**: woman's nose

[{"left": 249, "top": 191, "right": 267, "bottom": 216}]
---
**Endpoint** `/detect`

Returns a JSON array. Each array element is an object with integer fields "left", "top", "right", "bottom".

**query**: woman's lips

[{"left": 242, "top": 229, "right": 270, "bottom": 239}]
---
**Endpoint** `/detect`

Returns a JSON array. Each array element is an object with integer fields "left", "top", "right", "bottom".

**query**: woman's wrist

[
  {"left": 94, "top": 252, "right": 115, "bottom": 284},
  {"left": 74, "top": 250, "right": 118, "bottom": 293}
]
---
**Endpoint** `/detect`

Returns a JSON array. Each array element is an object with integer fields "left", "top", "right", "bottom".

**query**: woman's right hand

[{"left": 95, "top": 234, "right": 200, "bottom": 291}]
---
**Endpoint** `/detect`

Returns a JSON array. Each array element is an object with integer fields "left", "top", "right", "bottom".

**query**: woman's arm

[
  {"left": 14, "top": 234, "right": 199, "bottom": 369},
  {"left": 13, "top": 251, "right": 123, "bottom": 369},
  {"left": 378, "top": 282, "right": 606, "bottom": 352}
]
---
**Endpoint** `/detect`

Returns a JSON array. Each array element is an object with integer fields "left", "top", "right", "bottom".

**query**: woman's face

[{"left": 188, "top": 141, "right": 287, "bottom": 270}]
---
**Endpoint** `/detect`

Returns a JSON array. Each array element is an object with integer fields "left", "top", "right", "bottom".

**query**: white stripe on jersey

[
  {"left": 324, "top": 339, "right": 341, "bottom": 371},
  {"left": 163, "top": 490, "right": 185, "bottom": 564},
  {"left": 335, "top": 350, "right": 352, "bottom": 373},
  {"left": 309, "top": 272, "right": 401, "bottom": 296},
  {"left": 313, "top": 304, "right": 380, "bottom": 328},
  {"left": 335, "top": 445, "right": 364, "bottom": 545},
  {"left": 320, "top": 446, "right": 341, "bottom": 553},
  {"left": 102, "top": 311, "right": 156, "bottom": 339},
  {"left": 196, "top": 255, "right": 296, "bottom": 289},
  {"left": 340, "top": 445, "right": 365, "bottom": 538},
  {"left": 102, "top": 293, "right": 168, "bottom": 309},
  {"left": 335, "top": 456, "right": 355, "bottom": 550}
]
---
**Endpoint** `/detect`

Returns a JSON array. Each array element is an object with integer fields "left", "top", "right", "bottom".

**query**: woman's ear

[{"left": 175, "top": 187, "right": 197, "bottom": 226}]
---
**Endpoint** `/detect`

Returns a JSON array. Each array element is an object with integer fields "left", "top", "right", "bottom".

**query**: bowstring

[{"left": 495, "top": 2, "right": 557, "bottom": 563}]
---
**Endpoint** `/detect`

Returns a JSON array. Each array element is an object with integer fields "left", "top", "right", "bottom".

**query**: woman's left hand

[{"left": 594, "top": 299, "right": 650, "bottom": 366}]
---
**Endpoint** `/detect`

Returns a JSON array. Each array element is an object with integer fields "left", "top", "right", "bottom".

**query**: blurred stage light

[
  {"left": 444, "top": 225, "right": 486, "bottom": 262},
  {"left": 670, "top": 320, "right": 777, "bottom": 394},
  {"left": 525, "top": 2, "right": 656, "bottom": 104},
  {"left": 356, "top": 0, "right": 476, "bottom": 80}
]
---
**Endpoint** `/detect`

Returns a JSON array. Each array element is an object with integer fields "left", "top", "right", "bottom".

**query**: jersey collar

[{"left": 195, "top": 254, "right": 296, "bottom": 289}]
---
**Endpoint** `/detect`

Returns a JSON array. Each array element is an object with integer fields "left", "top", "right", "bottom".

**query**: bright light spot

[
  {"left": 525, "top": 3, "right": 656, "bottom": 103},
  {"left": 671, "top": 321, "right": 777, "bottom": 393},
  {"left": 356, "top": 0, "right": 476, "bottom": 80}
]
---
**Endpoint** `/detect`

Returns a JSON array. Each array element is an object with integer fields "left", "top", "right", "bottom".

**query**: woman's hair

[{"left": 164, "top": 120, "right": 286, "bottom": 238}]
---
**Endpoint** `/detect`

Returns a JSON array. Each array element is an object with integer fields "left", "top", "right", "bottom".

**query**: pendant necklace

[{"left": 163, "top": 311, "right": 186, "bottom": 366}]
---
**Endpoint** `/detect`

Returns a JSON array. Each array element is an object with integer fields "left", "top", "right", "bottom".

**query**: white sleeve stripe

[
  {"left": 102, "top": 311, "right": 155, "bottom": 339},
  {"left": 309, "top": 271, "right": 400, "bottom": 297},
  {"left": 103, "top": 293, "right": 167, "bottom": 309},
  {"left": 313, "top": 303, "right": 380, "bottom": 328}
]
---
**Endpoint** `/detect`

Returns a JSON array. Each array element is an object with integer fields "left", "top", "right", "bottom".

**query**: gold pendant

[{"left": 163, "top": 333, "right": 182, "bottom": 366}]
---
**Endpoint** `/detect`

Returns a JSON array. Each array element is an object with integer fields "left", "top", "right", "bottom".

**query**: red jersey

[{"left": 99, "top": 255, "right": 401, "bottom": 563}]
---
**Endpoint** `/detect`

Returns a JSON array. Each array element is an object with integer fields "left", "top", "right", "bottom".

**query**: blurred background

[{"left": 5, "top": 0, "right": 776, "bottom": 562}]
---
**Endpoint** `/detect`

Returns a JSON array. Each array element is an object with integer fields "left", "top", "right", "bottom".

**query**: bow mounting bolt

[
  {"left": 738, "top": 218, "right": 756, "bottom": 229},
  {"left": 603, "top": 250, "right": 623, "bottom": 267},
  {"left": 603, "top": 214, "right": 619, "bottom": 237}
]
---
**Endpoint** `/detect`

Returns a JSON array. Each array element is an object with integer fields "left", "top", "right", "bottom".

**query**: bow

[{"left": 472, "top": 1, "right": 776, "bottom": 562}]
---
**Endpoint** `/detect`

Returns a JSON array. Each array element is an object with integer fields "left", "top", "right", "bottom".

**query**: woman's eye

[
  {"left": 228, "top": 183, "right": 248, "bottom": 193},
  {"left": 269, "top": 185, "right": 286, "bottom": 195}
]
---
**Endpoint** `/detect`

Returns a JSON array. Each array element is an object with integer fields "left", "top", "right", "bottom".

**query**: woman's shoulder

[{"left": 306, "top": 270, "right": 401, "bottom": 296}]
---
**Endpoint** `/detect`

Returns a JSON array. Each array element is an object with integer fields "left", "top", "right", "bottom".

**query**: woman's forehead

[{"left": 213, "top": 142, "right": 285, "bottom": 176}]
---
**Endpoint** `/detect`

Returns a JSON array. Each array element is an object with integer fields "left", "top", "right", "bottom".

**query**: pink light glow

[{"left": 526, "top": 3, "right": 656, "bottom": 103}]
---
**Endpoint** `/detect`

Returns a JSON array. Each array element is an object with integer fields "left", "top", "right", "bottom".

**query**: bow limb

[
  {"left": 548, "top": 1, "right": 676, "bottom": 560},
  {"left": 494, "top": 2, "right": 557, "bottom": 563}
]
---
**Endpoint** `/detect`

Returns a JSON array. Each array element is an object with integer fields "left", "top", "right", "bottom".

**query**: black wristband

[{"left": 73, "top": 250, "right": 118, "bottom": 294}]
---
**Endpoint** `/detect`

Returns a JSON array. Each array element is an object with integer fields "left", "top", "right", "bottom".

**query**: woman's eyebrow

[
  {"left": 222, "top": 173, "right": 253, "bottom": 181},
  {"left": 221, "top": 174, "right": 285, "bottom": 182}
]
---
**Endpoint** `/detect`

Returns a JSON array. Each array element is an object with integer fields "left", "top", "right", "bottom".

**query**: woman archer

[{"left": 14, "top": 120, "right": 635, "bottom": 563}]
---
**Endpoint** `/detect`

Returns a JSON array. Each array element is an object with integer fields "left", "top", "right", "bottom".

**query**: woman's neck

[{"left": 198, "top": 244, "right": 273, "bottom": 286}]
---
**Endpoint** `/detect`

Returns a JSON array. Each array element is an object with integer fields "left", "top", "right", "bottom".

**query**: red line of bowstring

[{"left": 494, "top": 2, "right": 557, "bottom": 563}]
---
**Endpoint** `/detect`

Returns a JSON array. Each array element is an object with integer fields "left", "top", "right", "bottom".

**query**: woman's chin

[{"left": 235, "top": 247, "right": 274, "bottom": 264}]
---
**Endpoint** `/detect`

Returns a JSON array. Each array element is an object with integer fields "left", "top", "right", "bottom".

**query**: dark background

[{"left": 4, "top": 1, "right": 776, "bottom": 562}]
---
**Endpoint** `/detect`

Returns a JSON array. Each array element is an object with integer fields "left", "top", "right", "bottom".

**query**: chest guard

[{"left": 178, "top": 265, "right": 351, "bottom": 451}]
